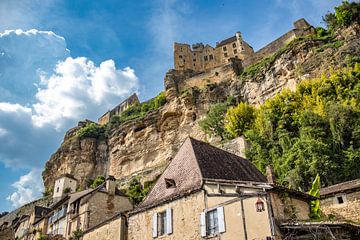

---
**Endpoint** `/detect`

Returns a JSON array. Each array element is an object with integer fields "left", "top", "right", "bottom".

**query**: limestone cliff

[{"left": 42, "top": 23, "right": 360, "bottom": 190}]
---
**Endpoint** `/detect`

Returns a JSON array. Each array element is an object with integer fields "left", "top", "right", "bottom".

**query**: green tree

[
  {"left": 90, "top": 176, "right": 105, "bottom": 188},
  {"left": 199, "top": 103, "right": 229, "bottom": 140},
  {"left": 225, "top": 102, "right": 256, "bottom": 137},
  {"left": 308, "top": 175, "right": 321, "bottom": 220}
]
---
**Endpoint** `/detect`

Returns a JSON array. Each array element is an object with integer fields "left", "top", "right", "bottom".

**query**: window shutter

[
  {"left": 152, "top": 213, "right": 157, "bottom": 238},
  {"left": 166, "top": 208, "right": 173, "bottom": 234},
  {"left": 200, "top": 212, "right": 206, "bottom": 237},
  {"left": 217, "top": 206, "right": 226, "bottom": 233}
]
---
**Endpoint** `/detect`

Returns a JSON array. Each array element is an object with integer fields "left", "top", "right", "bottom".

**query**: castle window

[
  {"left": 56, "top": 187, "right": 59, "bottom": 193},
  {"left": 233, "top": 49, "right": 237, "bottom": 54},
  {"left": 232, "top": 43, "right": 236, "bottom": 48},
  {"left": 209, "top": 54, "right": 214, "bottom": 60},
  {"left": 193, "top": 59, "right": 196, "bottom": 62},
  {"left": 194, "top": 53, "right": 196, "bottom": 56},
  {"left": 224, "top": 53, "right": 228, "bottom": 58},
  {"left": 194, "top": 64, "right": 196, "bottom": 67},
  {"left": 179, "top": 55, "right": 182, "bottom": 59},
  {"left": 204, "top": 56, "right": 208, "bottom": 61},
  {"left": 223, "top": 46, "right": 227, "bottom": 51}
]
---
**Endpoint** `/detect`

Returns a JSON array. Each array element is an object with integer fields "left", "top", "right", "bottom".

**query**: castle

[{"left": 173, "top": 18, "right": 314, "bottom": 72}]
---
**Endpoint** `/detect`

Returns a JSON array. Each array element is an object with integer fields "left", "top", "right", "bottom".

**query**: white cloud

[
  {"left": 6, "top": 169, "right": 44, "bottom": 208},
  {"left": 32, "top": 57, "right": 138, "bottom": 130}
]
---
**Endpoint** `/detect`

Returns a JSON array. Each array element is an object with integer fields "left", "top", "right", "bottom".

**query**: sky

[{"left": 0, "top": 0, "right": 343, "bottom": 212}]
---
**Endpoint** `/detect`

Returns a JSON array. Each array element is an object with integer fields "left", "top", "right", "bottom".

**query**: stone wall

[
  {"left": 82, "top": 215, "right": 126, "bottom": 240},
  {"left": 320, "top": 191, "right": 360, "bottom": 221}
]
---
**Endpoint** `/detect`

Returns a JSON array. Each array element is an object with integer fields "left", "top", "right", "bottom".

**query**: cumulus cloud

[
  {"left": 6, "top": 169, "right": 44, "bottom": 208},
  {"left": 32, "top": 57, "right": 138, "bottom": 130},
  {"left": 0, "top": 29, "right": 139, "bottom": 208}
]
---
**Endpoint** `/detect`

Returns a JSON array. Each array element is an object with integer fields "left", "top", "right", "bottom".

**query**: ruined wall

[
  {"left": 83, "top": 215, "right": 126, "bottom": 240},
  {"left": 320, "top": 191, "right": 360, "bottom": 221}
]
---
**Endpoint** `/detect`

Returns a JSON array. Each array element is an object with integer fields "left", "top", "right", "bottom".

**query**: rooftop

[{"left": 320, "top": 179, "right": 360, "bottom": 197}]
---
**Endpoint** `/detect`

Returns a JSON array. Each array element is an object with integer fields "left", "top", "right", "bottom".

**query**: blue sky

[{"left": 0, "top": 0, "right": 343, "bottom": 212}]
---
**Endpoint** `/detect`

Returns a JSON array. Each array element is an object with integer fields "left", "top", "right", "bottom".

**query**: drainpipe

[{"left": 240, "top": 198, "right": 248, "bottom": 240}]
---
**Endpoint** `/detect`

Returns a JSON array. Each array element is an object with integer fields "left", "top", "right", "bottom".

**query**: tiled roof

[
  {"left": 216, "top": 36, "right": 237, "bottom": 47},
  {"left": 137, "top": 137, "right": 266, "bottom": 211},
  {"left": 34, "top": 206, "right": 51, "bottom": 218},
  {"left": 320, "top": 179, "right": 360, "bottom": 197}
]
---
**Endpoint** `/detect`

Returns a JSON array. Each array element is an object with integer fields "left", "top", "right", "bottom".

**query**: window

[
  {"left": 223, "top": 46, "right": 227, "bottom": 51},
  {"left": 233, "top": 49, "right": 237, "bottom": 54},
  {"left": 193, "top": 58, "right": 196, "bottom": 62},
  {"left": 232, "top": 43, "right": 236, "bottom": 48},
  {"left": 204, "top": 56, "right": 208, "bottom": 61},
  {"left": 224, "top": 53, "right": 228, "bottom": 57},
  {"left": 165, "top": 178, "right": 176, "bottom": 188},
  {"left": 200, "top": 207, "right": 225, "bottom": 237},
  {"left": 158, "top": 211, "right": 167, "bottom": 236},
  {"left": 209, "top": 54, "right": 214, "bottom": 60},
  {"left": 206, "top": 209, "right": 218, "bottom": 235},
  {"left": 56, "top": 187, "right": 59, "bottom": 193},
  {"left": 337, "top": 196, "right": 344, "bottom": 204},
  {"left": 152, "top": 209, "right": 172, "bottom": 238},
  {"left": 179, "top": 55, "right": 182, "bottom": 59}
]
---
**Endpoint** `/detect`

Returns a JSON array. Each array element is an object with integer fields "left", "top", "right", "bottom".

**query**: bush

[
  {"left": 323, "top": 1, "right": 360, "bottom": 30},
  {"left": 77, "top": 123, "right": 106, "bottom": 140},
  {"left": 225, "top": 102, "right": 256, "bottom": 138},
  {"left": 110, "top": 92, "right": 166, "bottom": 125},
  {"left": 90, "top": 176, "right": 105, "bottom": 188},
  {"left": 199, "top": 103, "right": 230, "bottom": 140},
  {"left": 123, "top": 177, "right": 157, "bottom": 205}
]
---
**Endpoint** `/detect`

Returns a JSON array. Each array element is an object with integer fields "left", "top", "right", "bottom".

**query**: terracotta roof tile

[{"left": 138, "top": 137, "right": 266, "bottom": 210}]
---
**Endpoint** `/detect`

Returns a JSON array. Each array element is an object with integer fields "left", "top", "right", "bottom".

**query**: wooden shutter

[
  {"left": 166, "top": 208, "right": 173, "bottom": 234},
  {"left": 217, "top": 206, "right": 226, "bottom": 233},
  {"left": 152, "top": 212, "right": 157, "bottom": 238},
  {"left": 200, "top": 212, "right": 206, "bottom": 237}
]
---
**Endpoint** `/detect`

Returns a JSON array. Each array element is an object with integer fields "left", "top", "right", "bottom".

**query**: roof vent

[{"left": 165, "top": 178, "right": 176, "bottom": 189}]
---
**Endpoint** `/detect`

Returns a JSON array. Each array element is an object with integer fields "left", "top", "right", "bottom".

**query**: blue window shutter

[
  {"left": 217, "top": 206, "right": 226, "bottom": 233},
  {"left": 200, "top": 212, "right": 206, "bottom": 237},
  {"left": 152, "top": 213, "right": 157, "bottom": 238},
  {"left": 166, "top": 208, "right": 173, "bottom": 234}
]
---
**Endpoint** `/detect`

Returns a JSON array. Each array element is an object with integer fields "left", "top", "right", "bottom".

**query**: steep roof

[
  {"left": 216, "top": 36, "right": 237, "bottom": 47},
  {"left": 320, "top": 179, "right": 360, "bottom": 197},
  {"left": 136, "top": 137, "right": 266, "bottom": 212}
]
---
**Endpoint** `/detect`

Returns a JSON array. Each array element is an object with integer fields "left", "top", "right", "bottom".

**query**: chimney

[
  {"left": 106, "top": 175, "right": 116, "bottom": 195},
  {"left": 266, "top": 165, "right": 276, "bottom": 184}
]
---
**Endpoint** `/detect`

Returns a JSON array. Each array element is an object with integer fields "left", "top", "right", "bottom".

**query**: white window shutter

[
  {"left": 217, "top": 206, "right": 226, "bottom": 233},
  {"left": 166, "top": 208, "right": 173, "bottom": 234},
  {"left": 152, "top": 212, "right": 158, "bottom": 238},
  {"left": 200, "top": 212, "right": 206, "bottom": 237}
]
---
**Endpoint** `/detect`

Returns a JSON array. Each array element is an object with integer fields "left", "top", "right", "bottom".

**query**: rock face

[
  {"left": 42, "top": 23, "right": 360, "bottom": 190},
  {"left": 43, "top": 120, "right": 108, "bottom": 189}
]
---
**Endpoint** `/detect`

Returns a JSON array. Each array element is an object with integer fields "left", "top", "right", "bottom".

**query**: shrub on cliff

[
  {"left": 324, "top": 1, "right": 360, "bottom": 31},
  {"left": 110, "top": 92, "right": 167, "bottom": 125},
  {"left": 123, "top": 177, "right": 157, "bottom": 205},
  {"left": 228, "top": 64, "right": 360, "bottom": 190},
  {"left": 225, "top": 102, "right": 256, "bottom": 138},
  {"left": 77, "top": 123, "right": 106, "bottom": 140},
  {"left": 199, "top": 103, "right": 230, "bottom": 140}
]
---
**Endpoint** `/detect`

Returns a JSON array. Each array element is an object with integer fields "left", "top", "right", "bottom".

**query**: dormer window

[
  {"left": 255, "top": 198, "right": 265, "bottom": 212},
  {"left": 165, "top": 178, "right": 176, "bottom": 188}
]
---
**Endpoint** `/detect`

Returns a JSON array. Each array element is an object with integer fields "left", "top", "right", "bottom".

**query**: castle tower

[{"left": 52, "top": 174, "right": 78, "bottom": 201}]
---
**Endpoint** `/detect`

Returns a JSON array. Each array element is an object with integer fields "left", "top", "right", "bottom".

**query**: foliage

[
  {"left": 323, "top": 1, "right": 360, "bottom": 31},
  {"left": 42, "top": 188, "right": 53, "bottom": 197},
  {"left": 235, "top": 65, "right": 360, "bottom": 190},
  {"left": 110, "top": 92, "right": 166, "bottom": 125},
  {"left": 63, "top": 187, "right": 71, "bottom": 194},
  {"left": 123, "top": 177, "right": 157, "bottom": 205},
  {"left": 89, "top": 176, "right": 105, "bottom": 188},
  {"left": 37, "top": 234, "right": 48, "bottom": 240},
  {"left": 308, "top": 174, "right": 321, "bottom": 220},
  {"left": 77, "top": 123, "right": 106, "bottom": 140},
  {"left": 69, "top": 229, "right": 83, "bottom": 240},
  {"left": 199, "top": 103, "right": 230, "bottom": 140},
  {"left": 225, "top": 102, "right": 256, "bottom": 138}
]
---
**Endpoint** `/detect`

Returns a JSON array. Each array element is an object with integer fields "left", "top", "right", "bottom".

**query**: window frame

[
  {"left": 157, "top": 211, "right": 167, "bottom": 236},
  {"left": 206, "top": 208, "right": 219, "bottom": 236}
]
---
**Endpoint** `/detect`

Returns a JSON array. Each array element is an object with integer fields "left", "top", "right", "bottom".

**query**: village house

[
  {"left": 320, "top": 178, "right": 360, "bottom": 222},
  {"left": 127, "top": 137, "right": 313, "bottom": 240}
]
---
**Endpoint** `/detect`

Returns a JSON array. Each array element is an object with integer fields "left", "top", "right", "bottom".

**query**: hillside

[{"left": 41, "top": 19, "right": 360, "bottom": 194}]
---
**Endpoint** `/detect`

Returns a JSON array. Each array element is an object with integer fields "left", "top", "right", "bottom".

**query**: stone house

[
  {"left": 128, "top": 137, "right": 313, "bottom": 240},
  {"left": 320, "top": 178, "right": 360, "bottom": 222},
  {"left": 174, "top": 32, "right": 254, "bottom": 72},
  {"left": 98, "top": 93, "right": 140, "bottom": 125}
]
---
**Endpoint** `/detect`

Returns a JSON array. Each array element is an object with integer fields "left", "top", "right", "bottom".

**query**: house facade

[
  {"left": 320, "top": 179, "right": 360, "bottom": 222},
  {"left": 128, "top": 137, "right": 312, "bottom": 240}
]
